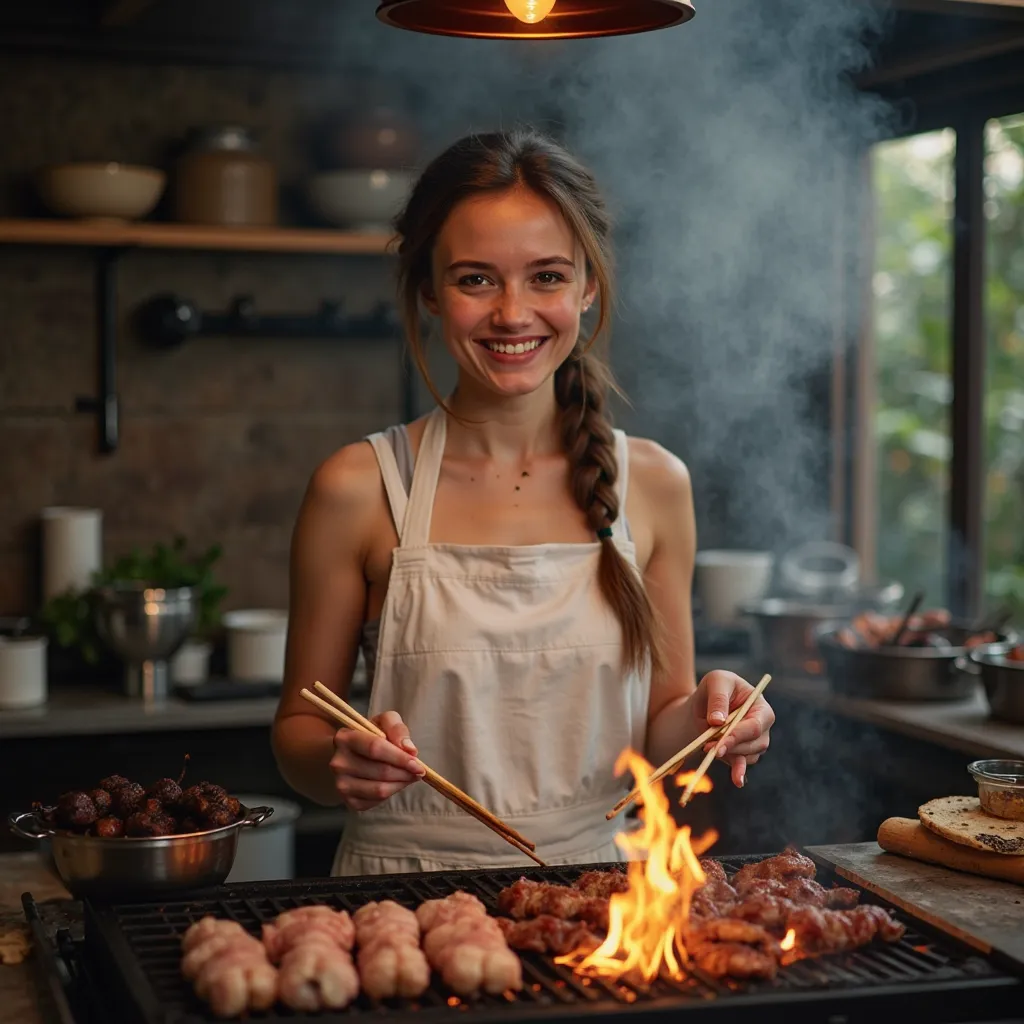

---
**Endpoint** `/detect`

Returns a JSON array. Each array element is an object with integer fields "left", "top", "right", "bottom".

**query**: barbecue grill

[{"left": 23, "top": 855, "right": 1023, "bottom": 1024}]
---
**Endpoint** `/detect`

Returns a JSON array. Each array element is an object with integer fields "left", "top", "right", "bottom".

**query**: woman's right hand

[{"left": 329, "top": 710, "right": 426, "bottom": 811}]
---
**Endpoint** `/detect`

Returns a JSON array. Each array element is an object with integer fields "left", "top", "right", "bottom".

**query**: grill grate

[{"left": 82, "top": 856, "right": 1022, "bottom": 1024}]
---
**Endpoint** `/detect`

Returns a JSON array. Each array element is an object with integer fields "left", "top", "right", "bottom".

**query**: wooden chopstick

[
  {"left": 678, "top": 673, "right": 772, "bottom": 807},
  {"left": 310, "top": 683, "right": 537, "bottom": 851},
  {"left": 301, "top": 684, "right": 545, "bottom": 866},
  {"left": 607, "top": 673, "right": 772, "bottom": 819}
]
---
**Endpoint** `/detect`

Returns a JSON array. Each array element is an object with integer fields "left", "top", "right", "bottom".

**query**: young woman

[{"left": 272, "top": 129, "right": 775, "bottom": 875}]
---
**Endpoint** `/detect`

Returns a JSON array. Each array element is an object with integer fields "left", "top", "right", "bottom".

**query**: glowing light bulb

[{"left": 503, "top": 0, "right": 557, "bottom": 25}]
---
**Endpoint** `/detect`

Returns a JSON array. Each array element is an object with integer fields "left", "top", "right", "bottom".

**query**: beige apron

[{"left": 332, "top": 406, "right": 650, "bottom": 875}]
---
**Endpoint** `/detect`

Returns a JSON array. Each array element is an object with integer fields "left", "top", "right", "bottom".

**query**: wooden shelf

[{"left": 0, "top": 218, "right": 393, "bottom": 255}]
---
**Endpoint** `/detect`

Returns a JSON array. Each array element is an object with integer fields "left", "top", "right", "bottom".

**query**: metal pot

[
  {"left": 742, "top": 581, "right": 904, "bottom": 677},
  {"left": 8, "top": 805, "right": 272, "bottom": 901},
  {"left": 967, "top": 643, "right": 1024, "bottom": 724},
  {"left": 817, "top": 625, "right": 1014, "bottom": 701}
]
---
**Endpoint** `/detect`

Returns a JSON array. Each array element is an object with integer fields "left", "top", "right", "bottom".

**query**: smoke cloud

[{"left": 318, "top": 0, "right": 894, "bottom": 551}]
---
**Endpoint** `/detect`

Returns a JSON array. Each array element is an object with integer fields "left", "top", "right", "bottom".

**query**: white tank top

[{"left": 333, "top": 406, "right": 651, "bottom": 874}]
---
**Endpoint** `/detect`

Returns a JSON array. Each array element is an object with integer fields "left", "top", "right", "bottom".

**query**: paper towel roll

[
  {"left": 41, "top": 507, "right": 102, "bottom": 599},
  {"left": 0, "top": 636, "right": 48, "bottom": 709}
]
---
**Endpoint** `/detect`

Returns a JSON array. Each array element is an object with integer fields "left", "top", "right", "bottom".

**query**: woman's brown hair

[{"left": 394, "top": 129, "right": 659, "bottom": 675}]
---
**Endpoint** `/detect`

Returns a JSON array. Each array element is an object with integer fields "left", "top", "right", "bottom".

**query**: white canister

[
  {"left": 41, "top": 507, "right": 102, "bottom": 600},
  {"left": 694, "top": 550, "right": 775, "bottom": 627},
  {"left": 227, "top": 793, "right": 302, "bottom": 882},
  {"left": 223, "top": 609, "right": 288, "bottom": 683},
  {"left": 170, "top": 639, "right": 213, "bottom": 687},
  {"left": 0, "top": 635, "right": 48, "bottom": 709}
]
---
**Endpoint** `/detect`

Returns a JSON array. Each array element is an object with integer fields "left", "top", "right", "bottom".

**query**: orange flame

[
  {"left": 781, "top": 928, "right": 796, "bottom": 952},
  {"left": 557, "top": 749, "right": 717, "bottom": 982}
]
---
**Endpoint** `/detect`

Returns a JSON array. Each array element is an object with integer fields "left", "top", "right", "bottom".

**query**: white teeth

[{"left": 485, "top": 339, "right": 541, "bottom": 354}]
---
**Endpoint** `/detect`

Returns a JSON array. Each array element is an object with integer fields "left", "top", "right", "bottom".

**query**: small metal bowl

[
  {"left": 967, "top": 642, "right": 1024, "bottom": 725},
  {"left": 967, "top": 760, "right": 1024, "bottom": 821},
  {"left": 8, "top": 804, "right": 273, "bottom": 901}
]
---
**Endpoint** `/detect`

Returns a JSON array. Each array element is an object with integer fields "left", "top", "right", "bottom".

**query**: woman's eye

[
  {"left": 458, "top": 274, "right": 489, "bottom": 288},
  {"left": 535, "top": 272, "right": 565, "bottom": 285}
]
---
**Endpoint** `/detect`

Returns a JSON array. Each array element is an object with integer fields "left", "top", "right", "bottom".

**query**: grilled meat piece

[
  {"left": 93, "top": 815, "right": 124, "bottom": 838},
  {"left": 736, "top": 876, "right": 860, "bottom": 909},
  {"left": 699, "top": 858, "right": 728, "bottom": 884},
  {"left": 497, "top": 879, "right": 609, "bottom": 930},
  {"left": 573, "top": 869, "right": 630, "bottom": 899},
  {"left": 686, "top": 918, "right": 780, "bottom": 981},
  {"left": 731, "top": 848, "right": 816, "bottom": 889},
  {"left": 497, "top": 915, "right": 603, "bottom": 956},
  {"left": 55, "top": 791, "right": 98, "bottom": 830},
  {"left": 89, "top": 788, "right": 112, "bottom": 817},
  {"left": 690, "top": 879, "right": 738, "bottom": 920},
  {"left": 148, "top": 778, "right": 183, "bottom": 806},
  {"left": 98, "top": 774, "right": 130, "bottom": 794},
  {"left": 110, "top": 782, "right": 146, "bottom": 819},
  {"left": 125, "top": 811, "right": 177, "bottom": 837},
  {"left": 786, "top": 905, "right": 905, "bottom": 955}
]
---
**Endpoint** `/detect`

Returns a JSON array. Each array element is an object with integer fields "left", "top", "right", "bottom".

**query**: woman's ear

[
  {"left": 421, "top": 280, "right": 440, "bottom": 317},
  {"left": 581, "top": 276, "right": 599, "bottom": 313}
]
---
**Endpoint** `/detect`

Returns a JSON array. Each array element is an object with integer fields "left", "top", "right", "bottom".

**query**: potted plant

[{"left": 39, "top": 537, "right": 227, "bottom": 686}]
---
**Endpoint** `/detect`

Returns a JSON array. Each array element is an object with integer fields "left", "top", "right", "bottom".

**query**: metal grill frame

[{"left": 82, "top": 855, "right": 1022, "bottom": 1024}]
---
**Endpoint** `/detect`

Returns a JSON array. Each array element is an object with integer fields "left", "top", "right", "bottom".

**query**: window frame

[{"left": 845, "top": 71, "right": 1024, "bottom": 618}]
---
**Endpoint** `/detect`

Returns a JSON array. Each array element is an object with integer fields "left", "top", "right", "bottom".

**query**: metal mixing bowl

[
  {"left": 94, "top": 582, "right": 196, "bottom": 700},
  {"left": 968, "top": 643, "right": 1024, "bottom": 724},
  {"left": 8, "top": 805, "right": 272, "bottom": 901}
]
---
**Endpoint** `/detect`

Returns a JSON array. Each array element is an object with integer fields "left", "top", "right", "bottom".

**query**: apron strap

[
  {"left": 612, "top": 429, "right": 631, "bottom": 542},
  {"left": 400, "top": 407, "right": 447, "bottom": 548},
  {"left": 367, "top": 432, "right": 409, "bottom": 538}
]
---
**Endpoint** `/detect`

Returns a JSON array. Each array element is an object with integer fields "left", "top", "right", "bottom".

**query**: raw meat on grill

[
  {"left": 352, "top": 901, "right": 430, "bottom": 1000},
  {"left": 263, "top": 906, "right": 359, "bottom": 1012},
  {"left": 731, "top": 848, "right": 817, "bottom": 888},
  {"left": 497, "top": 915, "right": 603, "bottom": 956},
  {"left": 417, "top": 893, "right": 523, "bottom": 996},
  {"left": 180, "top": 917, "right": 278, "bottom": 1018},
  {"left": 496, "top": 878, "right": 609, "bottom": 930},
  {"left": 573, "top": 868, "right": 630, "bottom": 898},
  {"left": 786, "top": 905, "right": 906, "bottom": 955},
  {"left": 735, "top": 876, "right": 861, "bottom": 909}
]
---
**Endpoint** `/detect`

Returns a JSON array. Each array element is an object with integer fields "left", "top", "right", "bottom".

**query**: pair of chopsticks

[
  {"left": 606, "top": 674, "right": 772, "bottom": 820},
  {"left": 300, "top": 682, "right": 546, "bottom": 866}
]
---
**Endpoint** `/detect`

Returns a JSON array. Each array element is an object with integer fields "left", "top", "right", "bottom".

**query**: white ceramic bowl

[
  {"left": 694, "top": 550, "right": 775, "bottom": 627},
  {"left": 223, "top": 609, "right": 288, "bottom": 683},
  {"left": 37, "top": 162, "right": 166, "bottom": 221},
  {"left": 308, "top": 169, "right": 413, "bottom": 230}
]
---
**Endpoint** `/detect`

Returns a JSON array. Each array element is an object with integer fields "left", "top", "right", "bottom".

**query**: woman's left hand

[{"left": 687, "top": 671, "right": 775, "bottom": 789}]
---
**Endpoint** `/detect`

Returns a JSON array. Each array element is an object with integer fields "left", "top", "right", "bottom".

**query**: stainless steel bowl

[
  {"left": 817, "top": 625, "right": 1014, "bottom": 701},
  {"left": 968, "top": 643, "right": 1024, "bottom": 724},
  {"left": 8, "top": 805, "right": 272, "bottom": 901},
  {"left": 95, "top": 582, "right": 196, "bottom": 701}
]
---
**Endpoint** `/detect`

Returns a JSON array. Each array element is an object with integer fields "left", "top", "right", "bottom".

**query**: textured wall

[{"left": 0, "top": 56, "right": 405, "bottom": 615}]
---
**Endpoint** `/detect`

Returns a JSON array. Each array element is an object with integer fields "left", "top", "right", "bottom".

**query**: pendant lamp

[{"left": 375, "top": 0, "right": 695, "bottom": 40}]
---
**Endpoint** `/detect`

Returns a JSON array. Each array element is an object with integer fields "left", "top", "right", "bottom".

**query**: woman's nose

[{"left": 492, "top": 287, "right": 531, "bottom": 328}]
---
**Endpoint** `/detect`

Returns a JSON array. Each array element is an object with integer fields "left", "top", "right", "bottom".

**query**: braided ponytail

[
  {"left": 554, "top": 347, "right": 660, "bottom": 676},
  {"left": 395, "top": 128, "right": 659, "bottom": 675}
]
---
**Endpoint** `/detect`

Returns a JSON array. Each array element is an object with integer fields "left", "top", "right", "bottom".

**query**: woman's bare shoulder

[{"left": 626, "top": 436, "right": 692, "bottom": 506}]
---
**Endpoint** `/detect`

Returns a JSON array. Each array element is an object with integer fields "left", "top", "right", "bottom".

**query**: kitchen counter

[
  {"left": 810, "top": 841, "right": 1024, "bottom": 970},
  {"left": 0, "top": 853, "right": 70, "bottom": 1024},
  {"left": 772, "top": 675, "right": 1024, "bottom": 761},
  {"left": 0, "top": 684, "right": 370, "bottom": 739}
]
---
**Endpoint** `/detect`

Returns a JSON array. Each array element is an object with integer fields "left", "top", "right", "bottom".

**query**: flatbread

[{"left": 919, "top": 796, "right": 1024, "bottom": 855}]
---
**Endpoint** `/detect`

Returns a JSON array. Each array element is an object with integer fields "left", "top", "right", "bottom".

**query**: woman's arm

[
  {"left": 632, "top": 440, "right": 774, "bottom": 787},
  {"left": 272, "top": 442, "right": 391, "bottom": 805}
]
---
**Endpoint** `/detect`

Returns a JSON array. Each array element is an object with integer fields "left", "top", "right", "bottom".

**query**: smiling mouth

[{"left": 476, "top": 337, "right": 548, "bottom": 355}]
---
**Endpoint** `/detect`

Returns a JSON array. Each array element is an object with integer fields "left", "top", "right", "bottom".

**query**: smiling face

[{"left": 424, "top": 186, "right": 597, "bottom": 400}]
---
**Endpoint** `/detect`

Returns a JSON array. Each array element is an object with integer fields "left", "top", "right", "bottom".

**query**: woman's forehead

[{"left": 436, "top": 189, "right": 582, "bottom": 265}]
